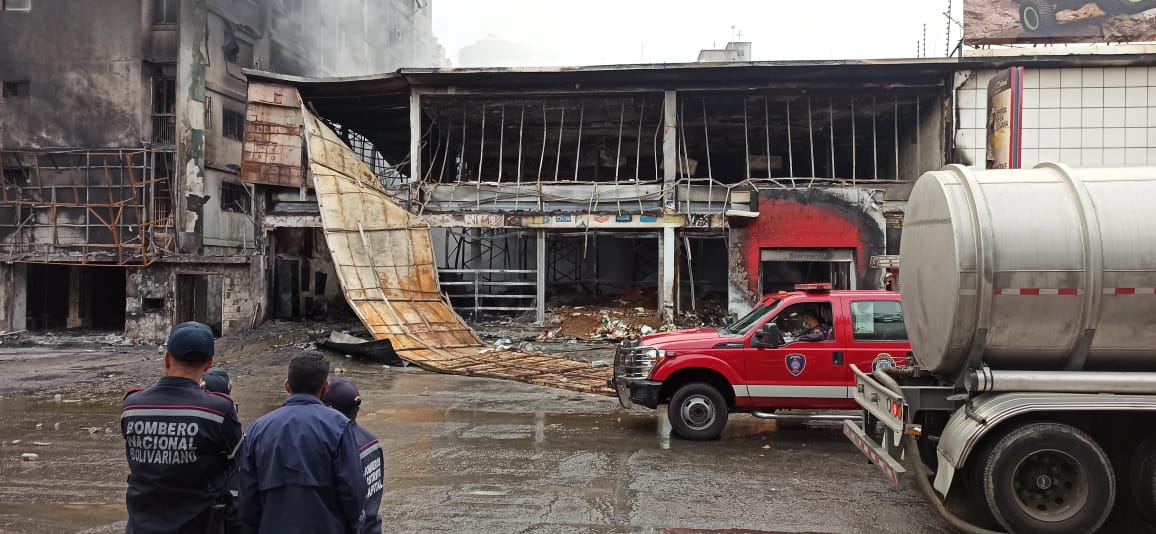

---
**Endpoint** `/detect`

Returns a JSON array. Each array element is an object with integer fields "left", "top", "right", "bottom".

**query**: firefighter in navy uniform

[
  {"left": 796, "top": 311, "right": 833, "bottom": 342},
  {"left": 323, "top": 378, "right": 384, "bottom": 534},
  {"left": 120, "top": 322, "right": 243, "bottom": 534}
]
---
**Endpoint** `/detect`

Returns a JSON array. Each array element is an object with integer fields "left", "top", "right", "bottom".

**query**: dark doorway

[
  {"left": 760, "top": 261, "right": 852, "bottom": 295},
  {"left": 273, "top": 259, "right": 300, "bottom": 319},
  {"left": 176, "top": 274, "right": 222, "bottom": 335},
  {"left": 88, "top": 268, "right": 127, "bottom": 329},
  {"left": 26, "top": 264, "right": 70, "bottom": 330}
]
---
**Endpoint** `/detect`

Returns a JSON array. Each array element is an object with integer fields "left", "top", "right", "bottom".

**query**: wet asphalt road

[{"left": 0, "top": 350, "right": 954, "bottom": 534}]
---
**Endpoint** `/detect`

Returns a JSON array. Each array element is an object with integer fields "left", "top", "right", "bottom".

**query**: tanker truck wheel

[
  {"left": 1130, "top": 432, "right": 1156, "bottom": 525},
  {"left": 667, "top": 382, "right": 728, "bottom": 440},
  {"left": 982, "top": 422, "right": 1114, "bottom": 534},
  {"left": 1020, "top": 0, "right": 1057, "bottom": 33}
]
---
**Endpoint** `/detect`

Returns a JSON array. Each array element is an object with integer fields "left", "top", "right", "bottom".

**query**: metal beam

[{"left": 536, "top": 230, "right": 546, "bottom": 324}]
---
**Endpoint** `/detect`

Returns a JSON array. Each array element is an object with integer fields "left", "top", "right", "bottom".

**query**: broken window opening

[
  {"left": 2, "top": 80, "right": 30, "bottom": 98},
  {"left": 677, "top": 233, "right": 728, "bottom": 315},
  {"left": 0, "top": 148, "right": 175, "bottom": 265},
  {"left": 676, "top": 91, "right": 940, "bottom": 190},
  {"left": 545, "top": 232, "right": 659, "bottom": 306},
  {"left": 421, "top": 94, "right": 666, "bottom": 187},
  {"left": 219, "top": 181, "right": 249, "bottom": 214},
  {"left": 223, "top": 108, "right": 245, "bottom": 141},
  {"left": 152, "top": 0, "right": 178, "bottom": 25},
  {"left": 152, "top": 76, "right": 176, "bottom": 145}
]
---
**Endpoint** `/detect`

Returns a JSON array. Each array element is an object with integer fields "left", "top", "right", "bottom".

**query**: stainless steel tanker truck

[{"left": 844, "top": 163, "right": 1156, "bottom": 534}]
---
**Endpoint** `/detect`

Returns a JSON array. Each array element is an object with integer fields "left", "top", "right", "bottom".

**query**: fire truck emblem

[
  {"left": 872, "top": 353, "right": 896, "bottom": 371},
  {"left": 785, "top": 353, "right": 806, "bottom": 376}
]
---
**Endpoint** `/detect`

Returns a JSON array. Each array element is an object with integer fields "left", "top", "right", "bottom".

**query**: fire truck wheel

[
  {"left": 1130, "top": 431, "right": 1156, "bottom": 525},
  {"left": 667, "top": 382, "right": 728, "bottom": 441},
  {"left": 982, "top": 422, "right": 1114, "bottom": 534}
]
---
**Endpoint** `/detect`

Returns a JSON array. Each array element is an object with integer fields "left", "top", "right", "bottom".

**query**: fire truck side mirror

[{"left": 753, "top": 323, "right": 785, "bottom": 348}]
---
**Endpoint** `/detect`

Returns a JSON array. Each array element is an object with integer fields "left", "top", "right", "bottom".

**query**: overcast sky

[{"left": 433, "top": 0, "right": 967, "bottom": 67}]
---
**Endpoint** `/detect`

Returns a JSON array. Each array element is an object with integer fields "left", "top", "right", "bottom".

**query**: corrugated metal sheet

[
  {"left": 303, "top": 106, "right": 612, "bottom": 395},
  {"left": 241, "top": 83, "right": 305, "bottom": 188}
]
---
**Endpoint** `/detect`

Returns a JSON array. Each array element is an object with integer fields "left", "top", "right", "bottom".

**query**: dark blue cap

[
  {"left": 202, "top": 366, "right": 231, "bottom": 394},
  {"left": 167, "top": 322, "right": 215, "bottom": 362},
  {"left": 323, "top": 377, "right": 361, "bottom": 415}
]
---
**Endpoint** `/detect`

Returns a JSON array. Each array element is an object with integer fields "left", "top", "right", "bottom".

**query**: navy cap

[
  {"left": 323, "top": 378, "right": 361, "bottom": 415},
  {"left": 202, "top": 366, "right": 231, "bottom": 394},
  {"left": 167, "top": 322, "right": 215, "bottom": 362}
]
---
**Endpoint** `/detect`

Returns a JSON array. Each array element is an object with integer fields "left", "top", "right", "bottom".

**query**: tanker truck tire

[
  {"left": 1130, "top": 432, "right": 1156, "bottom": 525},
  {"left": 982, "top": 422, "right": 1114, "bottom": 534},
  {"left": 667, "top": 382, "right": 728, "bottom": 441}
]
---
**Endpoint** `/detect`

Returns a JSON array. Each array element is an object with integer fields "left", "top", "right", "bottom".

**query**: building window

[
  {"left": 2, "top": 0, "right": 31, "bottom": 11},
  {"left": 220, "top": 182, "right": 250, "bottom": 214},
  {"left": 1, "top": 80, "right": 29, "bottom": 98},
  {"left": 223, "top": 108, "right": 245, "bottom": 140},
  {"left": 152, "top": 0, "right": 178, "bottom": 24},
  {"left": 850, "top": 301, "right": 907, "bottom": 341},
  {"left": 152, "top": 76, "right": 176, "bottom": 144}
]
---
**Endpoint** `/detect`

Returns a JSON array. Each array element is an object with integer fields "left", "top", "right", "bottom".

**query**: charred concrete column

[
  {"left": 659, "top": 227, "right": 675, "bottom": 322},
  {"left": 662, "top": 90, "right": 677, "bottom": 211},
  {"left": 176, "top": 0, "right": 208, "bottom": 254},
  {"left": 66, "top": 267, "right": 82, "bottom": 329},
  {"left": 409, "top": 89, "right": 422, "bottom": 209},
  {"left": 536, "top": 230, "right": 546, "bottom": 324},
  {"left": 11, "top": 264, "right": 26, "bottom": 331}
]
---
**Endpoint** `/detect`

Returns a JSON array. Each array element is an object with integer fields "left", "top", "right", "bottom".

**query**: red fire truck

[{"left": 612, "top": 284, "right": 911, "bottom": 440}]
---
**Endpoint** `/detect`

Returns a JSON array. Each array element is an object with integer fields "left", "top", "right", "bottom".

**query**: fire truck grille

[{"left": 614, "top": 340, "right": 656, "bottom": 380}]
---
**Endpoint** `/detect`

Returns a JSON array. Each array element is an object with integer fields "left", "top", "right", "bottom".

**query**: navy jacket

[
  {"left": 120, "top": 376, "right": 243, "bottom": 534},
  {"left": 797, "top": 323, "right": 833, "bottom": 342},
  {"left": 239, "top": 394, "right": 367, "bottom": 534},
  {"left": 352, "top": 423, "right": 384, "bottom": 534}
]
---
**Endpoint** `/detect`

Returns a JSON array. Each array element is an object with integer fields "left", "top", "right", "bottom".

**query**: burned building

[
  {"left": 0, "top": 0, "right": 444, "bottom": 339},
  {"left": 240, "top": 60, "right": 946, "bottom": 323},
  {"left": 244, "top": 53, "right": 1156, "bottom": 326}
]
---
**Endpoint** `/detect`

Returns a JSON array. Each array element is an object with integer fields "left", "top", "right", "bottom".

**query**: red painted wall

[{"left": 743, "top": 198, "right": 867, "bottom": 296}]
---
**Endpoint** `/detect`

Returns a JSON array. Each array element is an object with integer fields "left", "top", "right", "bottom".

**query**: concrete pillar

[
  {"left": 659, "top": 227, "right": 676, "bottom": 322},
  {"left": 67, "top": 267, "right": 83, "bottom": 329},
  {"left": 662, "top": 90, "right": 678, "bottom": 211},
  {"left": 535, "top": 230, "right": 546, "bottom": 324},
  {"left": 409, "top": 89, "right": 422, "bottom": 209},
  {"left": 12, "top": 264, "right": 26, "bottom": 331}
]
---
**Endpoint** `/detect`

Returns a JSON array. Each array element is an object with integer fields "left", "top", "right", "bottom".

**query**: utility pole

[{"left": 946, "top": 0, "right": 953, "bottom": 57}]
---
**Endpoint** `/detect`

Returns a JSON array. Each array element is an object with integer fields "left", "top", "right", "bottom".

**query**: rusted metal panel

[
  {"left": 303, "top": 109, "right": 612, "bottom": 396},
  {"left": 241, "top": 83, "right": 304, "bottom": 187}
]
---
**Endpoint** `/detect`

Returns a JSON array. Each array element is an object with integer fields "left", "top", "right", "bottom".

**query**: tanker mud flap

[
  {"left": 843, "top": 420, "right": 907, "bottom": 488},
  {"left": 845, "top": 365, "right": 915, "bottom": 489}
]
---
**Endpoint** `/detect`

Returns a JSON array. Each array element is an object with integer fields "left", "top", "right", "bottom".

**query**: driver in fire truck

[{"left": 795, "top": 310, "right": 833, "bottom": 342}]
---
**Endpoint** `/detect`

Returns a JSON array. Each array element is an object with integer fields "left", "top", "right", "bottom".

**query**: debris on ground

[{"left": 20, "top": 453, "right": 38, "bottom": 462}]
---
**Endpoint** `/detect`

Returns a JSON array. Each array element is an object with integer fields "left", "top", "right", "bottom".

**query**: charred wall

[{"left": 0, "top": 0, "right": 150, "bottom": 148}]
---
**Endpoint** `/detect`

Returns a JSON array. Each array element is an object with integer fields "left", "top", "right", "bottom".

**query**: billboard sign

[
  {"left": 986, "top": 67, "right": 1024, "bottom": 170},
  {"left": 964, "top": 0, "right": 1156, "bottom": 45}
]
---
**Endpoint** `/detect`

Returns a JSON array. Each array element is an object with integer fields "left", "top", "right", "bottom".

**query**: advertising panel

[
  {"left": 986, "top": 67, "right": 1024, "bottom": 169},
  {"left": 964, "top": 0, "right": 1156, "bottom": 44}
]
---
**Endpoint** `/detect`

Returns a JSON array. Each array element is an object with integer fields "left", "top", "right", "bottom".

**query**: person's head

[
  {"left": 201, "top": 366, "right": 231, "bottom": 395},
  {"left": 285, "top": 354, "right": 330, "bottom": 398},
  {"left": 164, "top": 322, "right": 216, "bottom": 380},
  {"left": 322, "top": 377, "right": 362, "bottom": 421},
  {"left": 801, "top": 311, "right": 819, "bottom": 328}
]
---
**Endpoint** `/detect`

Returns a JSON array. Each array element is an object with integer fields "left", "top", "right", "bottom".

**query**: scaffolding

[{"left": 0, "top": 148, "right": 176, "bottom": 265}]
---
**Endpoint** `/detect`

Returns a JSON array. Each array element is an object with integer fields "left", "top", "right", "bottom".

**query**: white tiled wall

[{"left": 956, "top": 67, "right": 1156, "bottom": 168}]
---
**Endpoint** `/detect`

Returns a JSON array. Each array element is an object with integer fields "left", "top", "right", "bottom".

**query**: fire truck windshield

[{"left": 721, "top": 300, "right": 781, "bottom": 336}]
